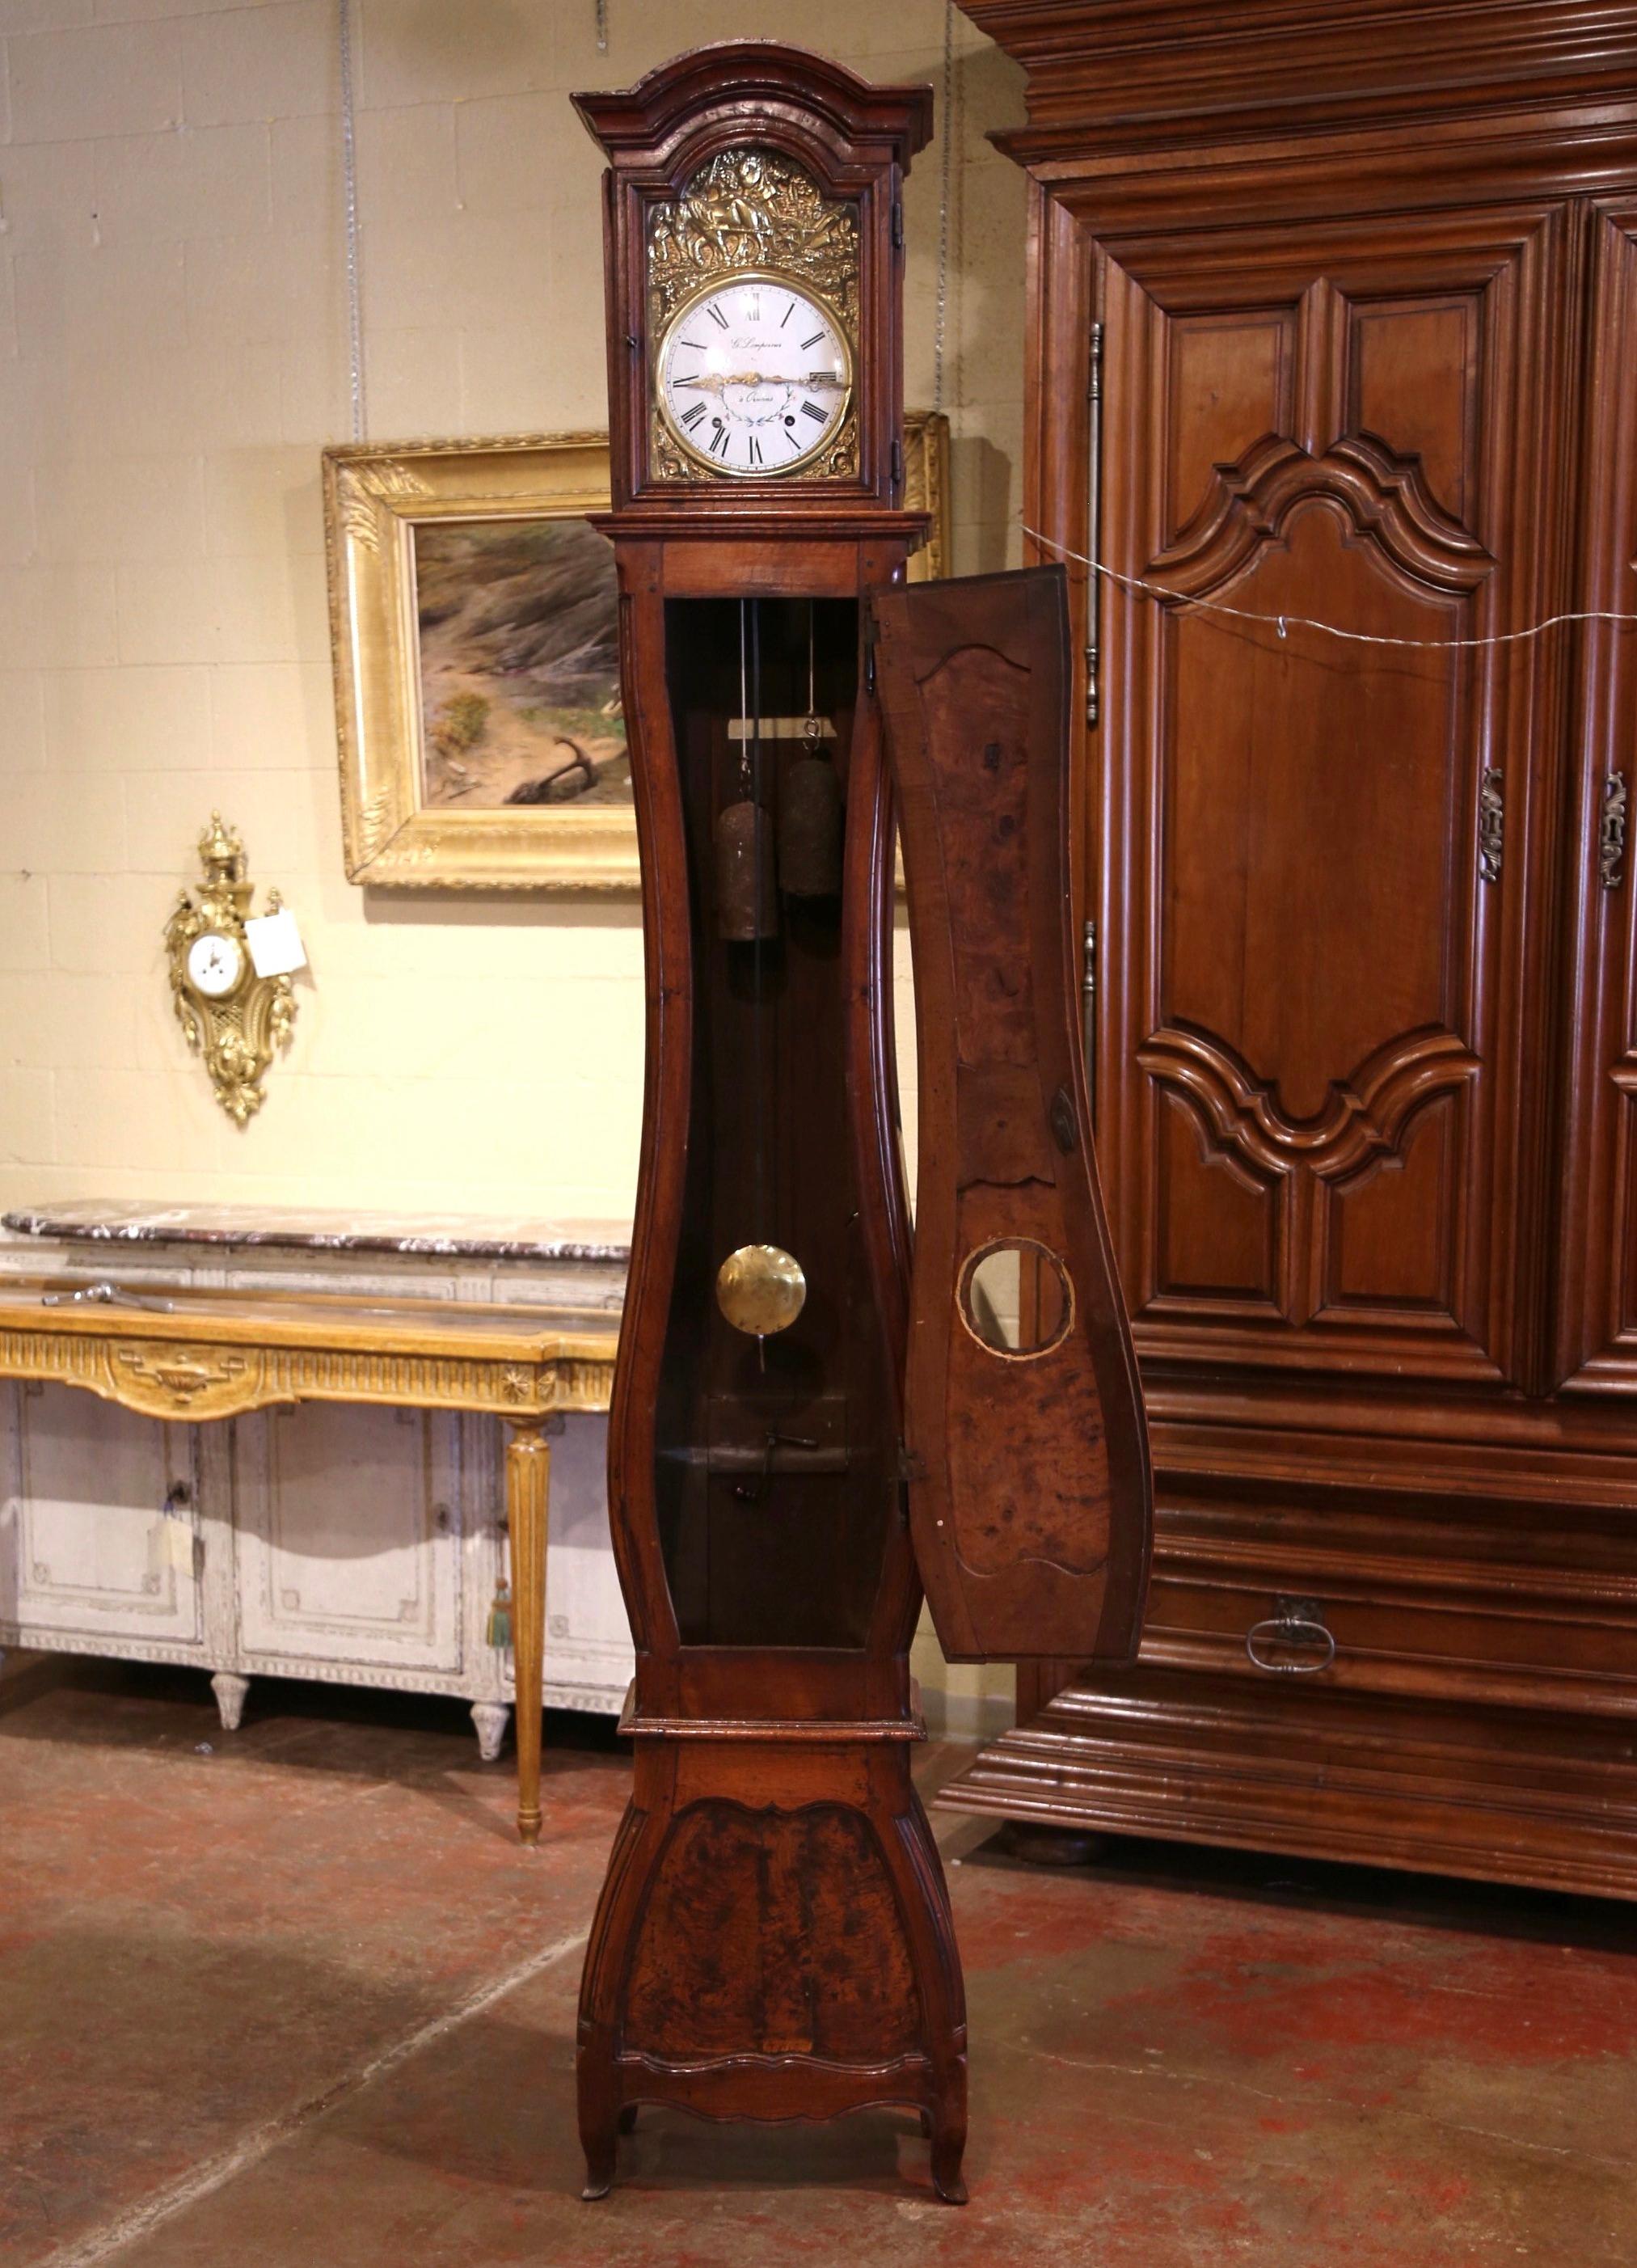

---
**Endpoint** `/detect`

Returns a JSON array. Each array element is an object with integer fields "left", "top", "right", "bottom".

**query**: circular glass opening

[{"left": 957, "top": 1238, "right": 1074, "bottom": 1359}]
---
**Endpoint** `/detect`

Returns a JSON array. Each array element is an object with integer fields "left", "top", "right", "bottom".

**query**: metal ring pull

[{"left": 1246, "top": 1597, "right": 1336, "bottom": 1676}]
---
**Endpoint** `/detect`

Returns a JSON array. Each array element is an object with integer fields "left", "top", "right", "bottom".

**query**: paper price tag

[{"left": 245, "top": 908, "right": 308, "bottom": 979}]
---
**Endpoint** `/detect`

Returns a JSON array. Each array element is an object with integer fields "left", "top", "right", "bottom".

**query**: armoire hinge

[
  {"left": 891, "top": 198, "right": 904, "bottom": 251},
  {"left": 1085, "top": 319, "right": 1104, "bottom": 729}
]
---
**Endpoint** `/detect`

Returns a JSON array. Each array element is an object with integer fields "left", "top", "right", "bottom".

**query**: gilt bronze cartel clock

[{"left": 571, "top": 46, "right": 1151, "bottom": 2206}]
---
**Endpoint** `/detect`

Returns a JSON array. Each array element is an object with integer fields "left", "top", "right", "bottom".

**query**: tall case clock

[{"left": 572, "top": 44, "right": 1151, "bottom": 2204}]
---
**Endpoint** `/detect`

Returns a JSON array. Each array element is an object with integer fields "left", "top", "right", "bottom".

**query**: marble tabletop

[{"left": 2, "top": 1201, "right": 634, "bottom": 1266}]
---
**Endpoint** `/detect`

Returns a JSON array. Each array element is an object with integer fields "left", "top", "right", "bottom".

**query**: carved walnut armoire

[{"left": 942, "top": 0, "right": 1637, "bottom": 1897}]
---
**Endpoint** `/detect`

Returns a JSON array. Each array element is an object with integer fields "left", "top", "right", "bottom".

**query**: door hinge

[
  {"left": 1478, "top": 767, "right": 1504, "bottom": 883},
  {"left": 891, "top": 197, "right": 904, "bottom": 251},
  {"left": 1085, "top": 319, "right": 1104, "bottom": 729},
  {"left": 1601, "top": 773, "right": 1628, "bottom": 889},
  {"left": 890, "top": 435, "right": 903, "bottom": 502}
]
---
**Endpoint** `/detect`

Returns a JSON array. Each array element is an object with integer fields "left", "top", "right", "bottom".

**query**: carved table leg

[
  {"left": 470, "top": 1701, "right": 509, "bottom": 1763},
  {"left": 505, "top": 1413, "right": 559, "bottom": 1846},
  {"left": 210, "top": 1671, "right": 250, "bottom": 1732}
]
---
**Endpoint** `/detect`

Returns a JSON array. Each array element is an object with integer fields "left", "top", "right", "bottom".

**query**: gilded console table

[{"left": 0, "top": 1276, "right": 619, "bottom": 1844}]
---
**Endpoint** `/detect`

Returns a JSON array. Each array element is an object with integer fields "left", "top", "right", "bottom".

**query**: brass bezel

[
  {"left": 653, "top": 269, "right": 855, "bottom": 482},
  {"left": 185, "top": 929, "right": 248, "bottom": 1002}
]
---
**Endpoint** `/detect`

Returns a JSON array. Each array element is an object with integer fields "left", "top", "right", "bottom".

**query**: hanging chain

[
  {"left": 594, "top": 0, "right": 608, "bottom": 53},
  {"left": 338, "top": 0, "right": 366, "bottom": 442},
  {"left": 932, "top": 0, "right": 956, "bottom": 413}
]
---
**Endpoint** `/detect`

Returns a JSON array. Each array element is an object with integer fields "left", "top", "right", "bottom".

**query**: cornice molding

[{"left": 959, "top": 1, "right": 1637, "bottom": 154}]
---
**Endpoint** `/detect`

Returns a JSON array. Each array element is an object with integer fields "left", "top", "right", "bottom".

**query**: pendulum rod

[
  {"left": 751, "top": 598, "right": 766, "bottom": 1248},
  {"left": 714, "top": 599, "right": 807, "bottom": 1349}
]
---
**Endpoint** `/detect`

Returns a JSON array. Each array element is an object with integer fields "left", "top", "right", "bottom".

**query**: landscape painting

[
  {"left": 413, "top": 517, "right": 630, "bottom": 812},
  {"left": 325, "top": 421, "right": 945, "bottom": 889}
]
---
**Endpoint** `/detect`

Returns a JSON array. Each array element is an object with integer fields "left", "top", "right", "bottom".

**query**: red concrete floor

[{"left": 2, "top": 1664, "right": 1635, "bottom": 2267}]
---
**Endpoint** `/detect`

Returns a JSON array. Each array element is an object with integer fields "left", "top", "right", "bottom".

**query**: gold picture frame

[{"left": 323, "top": 416, "right": 951, "bottom": 892}]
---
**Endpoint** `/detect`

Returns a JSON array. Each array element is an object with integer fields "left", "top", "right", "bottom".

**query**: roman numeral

[
  {"left": 745, "top": 293, "right": 761, "bottom": 321},
  {"left": 781, "top": 300, "right": 795, "bottom": 327},
  {"left": 747, "top": 436, "right": 763, "bottom": 466},
  {"left": 800, "top": 331, "right": 825, "bottom": 350},
  {"left": 706, "top": 303, "right": 729, "bottom": 329},
  {"left": 680, "top": 338, "right": 706, "bottom": 350},
  {"left": 800, "top": 400, "right": 827, "bottom": 423},
  {"left": 679, "top": 403, "right": 707, "bottom": 429},
  {"left": 708, "top": 425, "right": 729, "bottom": 456}
]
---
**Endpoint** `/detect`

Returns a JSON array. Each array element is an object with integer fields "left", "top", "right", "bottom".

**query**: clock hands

[{"left": 671, "top": 370, "right": 845, "bottom": 392}]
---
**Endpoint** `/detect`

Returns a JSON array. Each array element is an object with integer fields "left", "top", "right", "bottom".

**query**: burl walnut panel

[
  {"left": 625, "top": 1803, "right": 920, "bottom": 2061},
  {"left": 874, "top": 567, "right": 1151, "bottom": 1664}
]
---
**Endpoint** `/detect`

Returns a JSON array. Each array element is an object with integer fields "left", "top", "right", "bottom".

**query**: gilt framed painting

[{"left": 323, "top": 417, "right": 949, "bottom": 890}]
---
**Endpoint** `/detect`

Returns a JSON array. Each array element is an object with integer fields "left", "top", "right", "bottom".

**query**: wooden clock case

[{"left": 571, "top": 44, "right": 1150, "bottom": 2203}]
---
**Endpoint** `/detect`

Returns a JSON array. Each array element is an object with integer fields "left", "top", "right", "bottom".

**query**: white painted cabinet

[
  {"left": 234, "top": 1404, "right": 465, "bottom": 1676},
  {"left": 0, "top": 1223, "right": 635, "bottom": 1752},
  {"left": 1, "top": 1383, "right": 205, "bottom": 1650}
]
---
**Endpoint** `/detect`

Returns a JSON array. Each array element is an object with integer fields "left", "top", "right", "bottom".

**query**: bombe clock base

[{"left": 576, "top": 1694, "right": 967, "bottom": 2203}]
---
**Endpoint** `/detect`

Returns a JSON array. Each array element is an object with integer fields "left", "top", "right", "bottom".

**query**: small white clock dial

[
  {"left": 656, "top": 273, "right": 853, "bottom": 479},
  {"left": 186, "top": 931, "right": 245, "bottom": 999}
]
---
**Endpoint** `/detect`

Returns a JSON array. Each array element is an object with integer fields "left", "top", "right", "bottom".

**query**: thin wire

[
  {"left": 750, "top": 601, "right": 766, "bottom": 1252},
  {"left": 932, "top": 0, "right": 956, "bottom": 413},
  {"left": 595, "top": 0, "right": 608, "bottom": 53},
  {"left": 1023, "top": 523, "right": 1637, "bottom": 652},
  {"left": 339, "top": 0, "right": 366, "bottom": 442}
]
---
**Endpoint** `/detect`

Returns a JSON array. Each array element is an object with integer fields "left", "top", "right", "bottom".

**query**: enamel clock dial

[
  {"left": 656, "top": 272, "right": 853, "bottom": 478},
  {"left": 186, "top": 930, "right": 244, "bottom": 999}
]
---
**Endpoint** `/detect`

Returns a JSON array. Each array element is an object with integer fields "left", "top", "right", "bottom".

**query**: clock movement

[{"left": 571, "top": 44, "right": 1151, "bottom": 2205}]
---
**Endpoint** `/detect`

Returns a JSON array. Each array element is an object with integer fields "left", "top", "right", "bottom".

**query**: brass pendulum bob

[
  {"left": 778, "top": 717, "right": 844, "bottom": 899},
  {"left": 715, "top": 1242, "right": 807, "bottom": 1338},
  {"left": 715, "top": 795, "right": 778, "bottom": 940}
]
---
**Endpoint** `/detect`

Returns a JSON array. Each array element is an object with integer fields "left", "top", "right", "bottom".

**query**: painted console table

[{"left": 0, "top": 1206, "right": 627, "bottom": 1844}]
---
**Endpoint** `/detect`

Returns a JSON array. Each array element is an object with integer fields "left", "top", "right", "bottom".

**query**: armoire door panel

[
  {"left": 1156, "top": 1087, "right": 1280, "bottom": 1310},
  {"left": 1322, "top": 1088, "right": 1458, "bottom": 1316},
  {"left": 1096, "top": 204, "right": 1571, "bottom": 1387},
  {"left": 1553, "top": 202, "right": 1637, "bottom": 1392}
]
